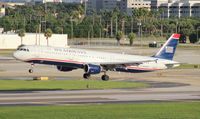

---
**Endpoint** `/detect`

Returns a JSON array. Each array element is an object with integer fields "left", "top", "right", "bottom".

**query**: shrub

[
  {"left": 189, "top": 34, "right": 198, "bottom": 43},
  {"left": 179, "top": 34, "right": 186, "bottom": 43}
]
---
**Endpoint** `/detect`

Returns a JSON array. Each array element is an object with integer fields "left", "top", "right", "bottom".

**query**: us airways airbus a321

[{"left": 13, "top": 34, "right": 181, "bottom": 81}]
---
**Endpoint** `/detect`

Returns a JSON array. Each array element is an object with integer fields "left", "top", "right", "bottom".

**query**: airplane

[{"left": 13, "top": 33, "right": 181, "bottom": 81}]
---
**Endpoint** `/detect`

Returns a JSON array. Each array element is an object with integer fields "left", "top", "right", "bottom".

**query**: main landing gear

[
  {"left": 101, "top": 74, "right": 109, "bottom": 81},
  {"left": 101, "top": 71, "right": 109, "bottom": 81},
  {"left": 83, "top": 72, "right": 109, "bottom": 81},
  {"left": 28, "top": 64, "right": 34, "bottom": 73},
  {"left": 83, "top": 73, "right": 91, "bottom": 79}
]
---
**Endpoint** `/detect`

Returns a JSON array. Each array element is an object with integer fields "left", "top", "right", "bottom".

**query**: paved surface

[
  {"left": 0, "top": 86, "right": 200, "bottom": 106},
  {"left": 0, "top": 60, "right": 200, "bottom": 106},
  {"left": 0, "top": 46, "right": 200, "bottom": 106}
]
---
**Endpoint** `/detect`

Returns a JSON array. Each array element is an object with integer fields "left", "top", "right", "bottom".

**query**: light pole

[
  {"left": 137, "top": 22, "right": 142, "bottom": 47},
  {"left": 115, "top": 16, "right": 118, "bottom": 36},
  {"left": 70, "top": 17, "right": 73, "bottom": 39},
  {"left": 131, "top": 17, "right": 133, "bottom": 33}
]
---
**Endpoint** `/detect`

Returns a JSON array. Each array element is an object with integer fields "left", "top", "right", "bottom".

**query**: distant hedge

[{"left": 189, "top": 34, "right": 199, "bottom": 43}]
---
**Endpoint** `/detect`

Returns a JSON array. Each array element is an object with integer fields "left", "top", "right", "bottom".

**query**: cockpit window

[{"left": 17, "top": 48, "right": 29, "bottom": 52}]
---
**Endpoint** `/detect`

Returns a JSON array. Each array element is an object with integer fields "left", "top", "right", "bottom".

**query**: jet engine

[
  {"left": 84, "top": 64, "right": 102, "bottom": 74},
  {"left": 57, "top": 66, "right": 75, "bottom": 72}
]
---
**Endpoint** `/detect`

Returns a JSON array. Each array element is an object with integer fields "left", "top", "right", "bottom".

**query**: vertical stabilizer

[{"left": 153, "top": 34, "right": 180, "bottom": 60}]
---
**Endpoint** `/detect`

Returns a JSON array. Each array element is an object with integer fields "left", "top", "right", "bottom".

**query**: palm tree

[
  {"left": 18, "top": 29, "right": 25, "bottom": 45},
  {"left": 116, "top": 30, "right": 123, "bottom": 45},
  {"left": 128, "top": 32, "right": 136, "bottom": 46},
  {"left": 100, "top": 10, "right": 112, "bottom": 37},
  {"left": 44, "top": 28, "right": 52, "bottom": 46}
]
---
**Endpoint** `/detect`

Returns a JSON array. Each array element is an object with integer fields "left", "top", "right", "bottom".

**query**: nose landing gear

[{"left": 28, "top": 64, "right": 34, "bottom": 73}]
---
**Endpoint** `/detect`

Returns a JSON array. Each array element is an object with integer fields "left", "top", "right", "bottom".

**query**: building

[
  {"left": 0, "top": 0, "right": 31, "bottom": 3},
  {"left": 119, "top": 0, "right": 151, "bottom": 15},
  {"left": 62, "top": 0, "right": 87, "bottom": 4},
  {"left": 30, "top": 0, "right": 88, "bottom": 4},
  {"left": 87, "top": 0, "right": 119, "bottom": 14},
  {"left": 0, "top": 2, "right": 25, "bottom": 17},
  {"left": 0, "top": 33, "right": 68, "bottom": 49},
  {"left": 87, "top": 0, "right": 151, "bottom": 15},
  {"left": 151, "top": 0, "right": 200, "bottom": 18},
  {"left": 86, "top": 0, "right": 200, "bottom": 17},
  {"left": 0, "top": 7, "right": 5, "bottom": 17},
  {"left": 32, "top": 0, "right": 62, "bottom": 4},
  {"left": 0, "top": 4, "right": 5, "bottom": 17},
  {"left": 0, "top": 0, "right": 87, "bottom": 4},
  {"left": 0, "top": 1, "right": 25, "bottom": 6}
]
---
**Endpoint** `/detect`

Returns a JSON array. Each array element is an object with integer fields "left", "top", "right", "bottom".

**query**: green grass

[
  {"left": 176, "top": 64, "right": 200, "bottom": 69},
  {"left": 178, "top": 44, "right": 200, "bottom": 50},
  {"left": 0, "top": 80, "right": 147, "bottom": 91},
  {"left": 0, "top": 102, "right": 200, "bottom": 119}
]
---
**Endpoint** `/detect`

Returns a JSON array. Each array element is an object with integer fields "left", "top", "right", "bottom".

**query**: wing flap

[
  {"left": 98, "top": 59, "right": 157, "bottom": 71},
  {"left": 100, "top": 59, "right": 156, "bottom": 66}
]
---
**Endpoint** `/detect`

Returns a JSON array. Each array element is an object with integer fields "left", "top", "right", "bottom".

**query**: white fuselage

[{"left": 13, "top": 45, "right": 179, "bottom": 72}]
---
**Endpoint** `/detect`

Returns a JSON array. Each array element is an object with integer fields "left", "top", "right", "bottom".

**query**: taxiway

[{"left": 0, "top": 59, "right": 200, "bottom": 106}]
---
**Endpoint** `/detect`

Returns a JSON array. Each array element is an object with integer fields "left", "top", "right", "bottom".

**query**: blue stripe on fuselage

[{"left": 27, "top": 60, "right": 84, "bottom": 69}]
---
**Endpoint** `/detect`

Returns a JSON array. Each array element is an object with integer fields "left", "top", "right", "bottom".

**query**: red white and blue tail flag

[{"left": 153, "top": 34, "right": 181, "bottom": 60}]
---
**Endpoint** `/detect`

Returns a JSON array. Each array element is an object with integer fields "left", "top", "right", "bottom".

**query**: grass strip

[
  {"left": 0, "top": 102, "right": 199, "bottom": 119},
  {"left": 0, "top": 49, "right": 15, "bottom": 56},
  {"left": 0, "top": 79, "right": 147, "bottom": 91},
  {"left": 176, "top": 64, "right": 200, "bottom": 69}
]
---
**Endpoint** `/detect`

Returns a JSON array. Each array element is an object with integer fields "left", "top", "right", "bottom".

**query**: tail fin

[{"left": 153, "top": 34, "right": 180, "bottom": 60}]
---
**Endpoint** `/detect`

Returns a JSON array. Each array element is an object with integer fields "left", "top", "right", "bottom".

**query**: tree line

[{"left": 0, "top": 3, "right": 200, "bottom": 43}]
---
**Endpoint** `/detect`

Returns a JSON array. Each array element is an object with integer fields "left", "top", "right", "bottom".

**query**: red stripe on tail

[{"left": 172, "top": 34, "right": 181, "bottom": 39}]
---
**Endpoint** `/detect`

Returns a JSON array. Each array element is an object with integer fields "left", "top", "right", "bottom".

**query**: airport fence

[{"left": 68, "top": 37, "right": 166, "bottom": 48}]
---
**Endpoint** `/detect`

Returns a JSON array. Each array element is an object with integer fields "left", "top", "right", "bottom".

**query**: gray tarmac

[
  {"left": 0, "top": 86, "right": 200, "bottom": 106},
  {"left": 0, "top": 60, "right": 200, "bottom": 106},
  {"left": 0, "top": 46, "right": 200, "bottom": 106}
]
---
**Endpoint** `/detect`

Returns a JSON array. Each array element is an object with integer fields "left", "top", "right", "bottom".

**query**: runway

[
  {"left": 0, "top": 54, "right": 200, "bottom": 106},
  {"left": 0, "top": 86, "right": 200, "bottom": 106}
]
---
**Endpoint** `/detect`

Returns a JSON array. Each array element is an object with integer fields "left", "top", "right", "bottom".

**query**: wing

[{"left": 98, "top": 59, "right": 157, "bottom": 71}]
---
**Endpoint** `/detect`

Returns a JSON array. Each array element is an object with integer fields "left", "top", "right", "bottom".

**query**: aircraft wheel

[
  {"left": 29, "top": 69, "right": 33, "bottom": 73},
  {"left": 101, "top": 74, "right": 109, "bottom": 81},
  {"left": 83, "top": 73, "right": 90, "bottom": 79}
]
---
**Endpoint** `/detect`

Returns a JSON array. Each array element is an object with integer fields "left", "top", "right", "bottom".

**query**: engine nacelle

[
  {"left": 57, "top": 66, "right": 75, "bottom": 72},
  {"left": 84, "top": 64, "right": 102, "bottom": 74}
]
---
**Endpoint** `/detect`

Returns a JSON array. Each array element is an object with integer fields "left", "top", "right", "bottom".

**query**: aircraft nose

[{"left": 13, "top": 51, "right": 19, "bottom": 60}]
